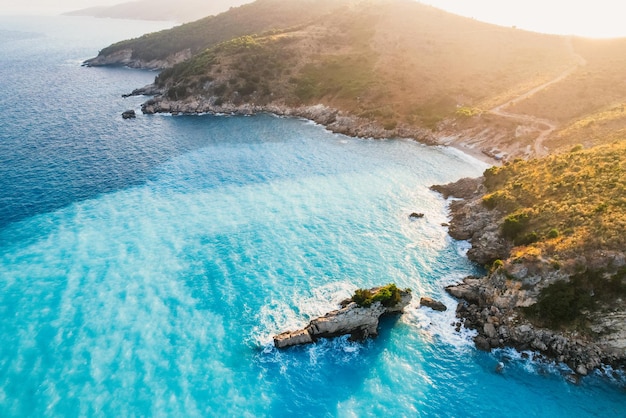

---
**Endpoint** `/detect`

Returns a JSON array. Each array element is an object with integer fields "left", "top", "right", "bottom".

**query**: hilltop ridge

[
  {"left": 86, "top": 0, "right": 626, "bottom": 159},
  {"left": 65, "top": 0, "right": 252, "bottom": 23}
]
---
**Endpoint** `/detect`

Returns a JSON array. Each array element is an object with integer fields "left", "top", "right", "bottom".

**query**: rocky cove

[
  {"left": 131, "top": 88, "right": 626, "bottom": 377},
  {"left": 434, "top": 177, "right": 626, "bottom": 377}
]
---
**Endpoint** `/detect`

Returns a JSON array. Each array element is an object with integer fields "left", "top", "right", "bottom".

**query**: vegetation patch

[
  {"left": 480, "top": 141, "right": 626, "bottom": 256},
  {"left": 351, "top": 284, "right": 404, "bottom": 308},
  {"left": 294, "top": 54, "right": 376, "bottom": 102},
  {"left": 523, "top": 268, "right": 626, "bottom": 327}
]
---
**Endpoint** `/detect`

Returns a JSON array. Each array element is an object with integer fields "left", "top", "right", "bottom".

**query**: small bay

[{"left": 0, "top": 15, "right": 623, "bottom": 417}]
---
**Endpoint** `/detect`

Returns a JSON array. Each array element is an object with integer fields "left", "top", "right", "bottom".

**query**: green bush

[
  {"left": 523, "top": 279, "right": 591, "bottom": 326},
  {"left": 482, "top": 191, "right": 516, "bottom": 211},
  {"left": 547, "top": 228, "right": 560, "bottom": 239},
  {"left": 351, "top": 283, "right": 402, "bottom": 308},
  {"left": 455, "top": 106, "right": 481, "bottom": 118},
  {"left": 352, "top": 288, "right": 373, "bottom": 307},
  {"left": 501, "top": 211, "right": 531, "bottom": 240},
  {"left": 490, "top": 259, "right": 504, "bottom": 272},
  {"left": 524, "top": 269, "right": 626, "bottom": 327},
  {"left": 515, "top": 231, "right": 539, "bottom": 246}
]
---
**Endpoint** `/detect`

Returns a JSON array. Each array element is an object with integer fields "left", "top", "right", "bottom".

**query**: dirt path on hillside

[
  {"left": 489, "top": 38, "right": 587, "bottom": 157},
  {"left": 438, "top": 38, "right": 587, "bottom": 163}
]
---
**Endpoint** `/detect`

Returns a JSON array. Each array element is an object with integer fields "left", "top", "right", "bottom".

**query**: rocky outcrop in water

[
  {"left": 122, "top": 110, "right": 136, "bottom": 119},
  {"left": 419, "top": 297, "right": 446, "bottom": 311},
  {"left": 273, "top": 286, "right": 412, "bottom": 349}
]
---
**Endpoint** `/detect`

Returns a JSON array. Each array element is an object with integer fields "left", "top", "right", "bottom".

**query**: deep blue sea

[{"left": 0, "top": 15, "right": 624, "bottom": 417}]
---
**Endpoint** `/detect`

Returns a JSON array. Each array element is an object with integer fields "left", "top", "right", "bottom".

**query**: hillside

[
  {"left": 85, "top": 0, "right": 626, "bottom": 159},
  {"left": 84, "top": 0, "right": 347, "bottom": 68},
  {"left": 438, "top": 142, "right": 626, "bottom": 373},
  {"left": 65, "top": 0, "right": 252, "bottom": 23}
]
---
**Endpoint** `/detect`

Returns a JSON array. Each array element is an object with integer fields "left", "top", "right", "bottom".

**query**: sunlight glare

[{"left": 421, "top": 0, "right": 626, "bottom": 38}]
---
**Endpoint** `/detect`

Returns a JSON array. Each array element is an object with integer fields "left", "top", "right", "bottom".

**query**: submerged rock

[
  {"left": 273, "top": 286, "right": 412, "bottom": 349},
  {"left": 409, "top": 212, "right": 425, "bottom": 219}
]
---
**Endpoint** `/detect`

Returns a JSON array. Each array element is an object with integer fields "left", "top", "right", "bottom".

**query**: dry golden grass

[
  {"left": 548, "top": 104, "right": 626, "bottom": 151},
  {"left": 482, "top": 140, "right": 626, "bottom": 259},
  {"left": 156, "top": 0, "right": 579, "bottom": 131},
  {"left": 505, "top": 38, "right": 626, "bottom": 142}
]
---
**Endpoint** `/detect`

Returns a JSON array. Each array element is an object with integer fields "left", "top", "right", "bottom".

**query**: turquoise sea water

[{"left": 0, "top": 15, "right": 624, "bottom": 417}]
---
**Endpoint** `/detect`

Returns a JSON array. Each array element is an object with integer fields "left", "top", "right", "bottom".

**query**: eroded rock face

[
  {"left": 83, "top": 49, "right": 192, "bottom": 70},
  {"left": 435, "top": 177, "right": 626, "bottom": 375},
  {"left": 138, "top": 96, "right": 437, "bottom": 144},
  {"left": 445, "top": 266, "right": 626, "bottom": 374},
  {"left": 273, "top": 288, "right": 412, "bottom": 349}
]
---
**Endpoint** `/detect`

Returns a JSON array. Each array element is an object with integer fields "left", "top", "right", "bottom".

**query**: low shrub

[
  {"left": 351, "top": 283, "right": 402, "bottom": 308},
  {"left": 547, "top": 228, "right": 560, "bottom": 239},
  {"left": 501, "top": 211, "right": 531, "bottom": 240}
]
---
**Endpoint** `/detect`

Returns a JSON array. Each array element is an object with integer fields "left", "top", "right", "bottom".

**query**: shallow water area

[{"left": 0, "top": 15, "right": 624, "bottom": 417}]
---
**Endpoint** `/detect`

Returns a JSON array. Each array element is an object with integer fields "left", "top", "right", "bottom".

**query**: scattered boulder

[
  {"left": 409, "top": 212, "right": 425, "bottom": 219},
  {"left": 474, "top": 335, "right": 491, "bottom": 351},
  {"left": 419, "top": 297, "right": 447, "bottom": 311},
  {"left": 122, "top": 109, "right": 136, "bottom": 119},
  {"left": 445, "top": 278, "right": 482, "bottom": 305}
]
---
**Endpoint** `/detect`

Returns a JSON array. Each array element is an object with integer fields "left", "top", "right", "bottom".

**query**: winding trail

[{"left": 489, "top": 37, "right": 587, "bottom": 157}]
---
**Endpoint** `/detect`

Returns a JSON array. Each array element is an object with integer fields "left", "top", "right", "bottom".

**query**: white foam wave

[
  {"left": 405, "top": 295, "right": 477, "bottom": 353},
  {"left": 251, "top": 281, "right": 356, "bottom": 348}
]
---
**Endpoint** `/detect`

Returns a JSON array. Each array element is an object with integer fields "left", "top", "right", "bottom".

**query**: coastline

[
  {"left": 434, "top": 177, "right": 626, "bottom": 377},
  {"left": 133, "top": 92, "right": 500, "bottom": 166},
  {"left": 132, "top": 91, "right": 626, "bottom": 376}
]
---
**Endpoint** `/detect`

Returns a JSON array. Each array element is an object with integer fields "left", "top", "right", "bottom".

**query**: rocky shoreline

[
  {"left": 83, "top": 49, "right": 192, "bottom": 71},
  {"left": 135, "top": 91, "right": 438, "bottom": 146},
  {"left": 435, "top": 178, "right": 626, "bottom": 376}
]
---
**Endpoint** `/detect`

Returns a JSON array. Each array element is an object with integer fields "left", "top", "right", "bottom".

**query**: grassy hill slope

[
  {"left": 146, "top": 0, "right": 576, "bottom": 130},
  {"left": 91, "top": 0, "right": 347, "bottom": 64},
  {"left": 89, "top": 0, "right": 626, "bottom": 155},
  {"left": 445, "top": 141, "right": 626, "bottom": 337},
  {"left": 482, "top": 142, "right": 626, "bottom": 260}
]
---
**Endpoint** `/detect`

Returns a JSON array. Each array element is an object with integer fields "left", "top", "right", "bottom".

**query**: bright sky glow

[
  {"left": 421, "top": 0, "right": 626, "bottom": 38},
  {"left": 0, "top": 1, "right": 123, "bottom": 15},
  {"left": 1, "top": 0, "right": 625, "bottom": 39}
]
